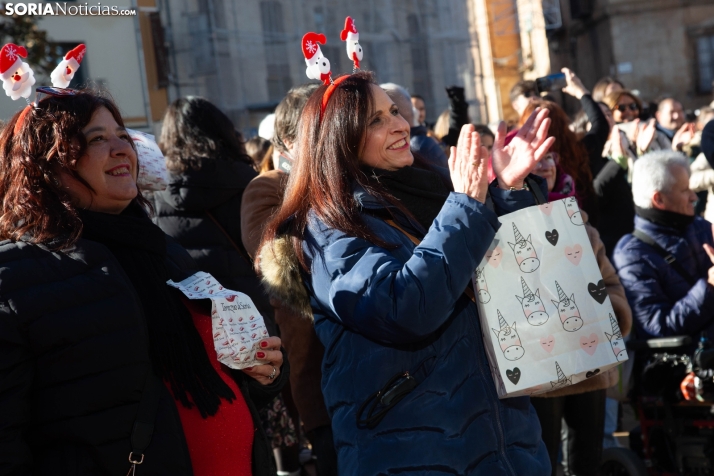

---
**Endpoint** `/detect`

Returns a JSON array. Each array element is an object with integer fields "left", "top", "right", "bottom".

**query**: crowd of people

[{"left": 1, "top": 57, "right": 714, "bottom": 476}]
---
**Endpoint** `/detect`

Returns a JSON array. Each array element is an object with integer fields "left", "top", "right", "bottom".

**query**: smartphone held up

[{"left": 535, "top": 73, "right": 567, "bottom": 94}]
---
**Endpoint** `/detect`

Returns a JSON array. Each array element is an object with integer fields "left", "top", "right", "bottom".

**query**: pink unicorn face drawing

[
  {"left": 551, "top": 281, "right": 583, "bottom": 332},
  {"left": 475, "top": 267, "right": 491, "bottom": 304},
  {"left": 606, "top": 332, "right": 627, "bottom": 362},
  {"left": 491, "top": 310, "right": 525, "bottom": 361},
  {"left": 516, "top": 277, "right": 549, "bottom": 326},
  {"left": 564, "top": 197, "right": 584, "bottom": 226},
  {"left": 605, "top": 314, "right": 627, "bottom": 362},
  {"left": 508, "top": 223, "right": 540, "bottom": 273}
]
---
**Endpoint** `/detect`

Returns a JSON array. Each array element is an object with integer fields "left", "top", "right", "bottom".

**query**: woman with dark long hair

[
  {"left": 0, "top": 89, "right": 286, "bottom": 475},
  {"left": 153, "top": 96, "right": 302, "bottom": 475},
  {"left": 258, "top": 71, "right": 555, "bottom": 474}
]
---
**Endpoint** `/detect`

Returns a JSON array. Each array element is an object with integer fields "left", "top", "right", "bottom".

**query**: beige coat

[{"left": 241, "top": 170, "right": 331, "bottom": 432}]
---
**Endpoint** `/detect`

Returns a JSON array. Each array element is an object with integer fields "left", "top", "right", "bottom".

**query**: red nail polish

[
  {"left": 256, "top": 352, "right": 265, "bottom": 359},
  {"left": 244, "top": 367, "right": 253, "bottom": 371},
  {"left": 260, "top": 341, "right": 268, "bottom": 348}
]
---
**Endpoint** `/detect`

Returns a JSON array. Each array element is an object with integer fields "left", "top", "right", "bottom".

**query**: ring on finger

[{"left": 268, "top": 365, "right": 277, "bottom": 380}]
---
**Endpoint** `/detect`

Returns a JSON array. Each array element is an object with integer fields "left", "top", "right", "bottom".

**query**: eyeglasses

[
  {"left": 615, "top": 103, "right": 638, "bottom": 113},
  {"left": 35, "top": 86, "right": 78, "bottom": 105}
]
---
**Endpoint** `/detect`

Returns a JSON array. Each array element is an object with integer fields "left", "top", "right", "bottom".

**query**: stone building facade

[
  {"left": 158, "top": 0, "right": 489, "bottom": 134},
  {"left": 532, "top": 0, "right": 714, "bottom": 112}
]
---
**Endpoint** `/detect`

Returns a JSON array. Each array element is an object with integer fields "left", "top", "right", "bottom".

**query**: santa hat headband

[
  {"left": 301, "top": 16, "right": 364, "bottom": 120},
  {"left": 5, "top": 43, "right": 87, "bottom": 135}
]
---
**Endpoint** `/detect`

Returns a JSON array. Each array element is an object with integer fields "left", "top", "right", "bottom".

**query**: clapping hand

[
  {"left": 672, "top": 122, "right": 696, "bottom": 152},
  {"left": 448, "top": 124, "right": 489, "bottom": 203},
  {"left": 491, "top": 108, "right": 555, "bottom": 190},
  {"left": 634, "top": 118, "right": 657, "bottom": 153}
]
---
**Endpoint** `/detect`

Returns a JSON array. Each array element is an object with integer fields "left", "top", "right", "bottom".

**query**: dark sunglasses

[
  {"left": 34, "top": 86, "right": 78, "bottom": 105},
  {"left": 14, "top": 87, "right": 80, "bottom": 135},
  {"left": 615, "top": 103, "right": 638, "bottom": 113}
]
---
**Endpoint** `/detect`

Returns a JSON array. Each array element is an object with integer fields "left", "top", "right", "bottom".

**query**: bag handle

[
  {"left": 631, "top": 229, "right": 698, "bottom": 286},
  {"left": 526, "top": 176, "right": 547, "bottom": 205},
  {"left": 126, "top": 370, "right": 163, "bottom": 475}
]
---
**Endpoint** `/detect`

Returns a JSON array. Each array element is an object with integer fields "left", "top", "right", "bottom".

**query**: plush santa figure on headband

[
  {"left": 0, "top": 43, "right": 35, "bottom": 101},
  {"left": 340, "top": 17, "right": 362, "bottom": 70},
  {"left": 50, "top": 44, "right": 86, "bottom": 88},
  {"left": 302, "top": 32, "right": 331, "bottom": 85}
]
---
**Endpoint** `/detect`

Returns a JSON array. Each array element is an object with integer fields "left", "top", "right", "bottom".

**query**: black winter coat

[
  {"left": 151, "top": 158, "right": 276, "bottom": 334},
  {"left": 0, "top": 235, "right": 286, "bottom": 476},
  {"left": 581, "top": 94, "right": 635, "bottom": 257}
]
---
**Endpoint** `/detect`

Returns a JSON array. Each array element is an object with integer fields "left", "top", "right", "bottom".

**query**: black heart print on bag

[
  {"left": 587, "top": 280, "right": 607, "bottom": 304},
  {"left": 506, "top": 367, "right": 521, "bottom": 385}
]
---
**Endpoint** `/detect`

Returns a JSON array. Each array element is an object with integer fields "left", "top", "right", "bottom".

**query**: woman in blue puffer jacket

[{"left": 258, "top": 71, "right": 554, "bottom": 475}]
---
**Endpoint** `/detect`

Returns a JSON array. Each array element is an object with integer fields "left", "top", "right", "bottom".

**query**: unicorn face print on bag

[
  {"left": 605, "top": 313, "right": 627, "bottom": 362},
  {"left": 516, "top": 277, "right": 549, "bottom": 326},
  {"left": 475, "top": 267, "right": 491, "bottom": 304},
  {"left": 508, "top": 222, "right": 540, "bottom": 273},
  {"left": 564, "top": 197, "right": 584, "bottom": 226},
  {"left": 551, "top": 281, "right": 583, "bottom": 332},
  {"left": 491, "top": 310, "right": 525, "bottom": 361}
]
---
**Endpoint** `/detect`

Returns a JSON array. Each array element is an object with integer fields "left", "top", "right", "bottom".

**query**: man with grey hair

[
  {"left": 380, "top": 82, "right": 448, "bottom": 168},
  {"left": 613, "top": 150, "right": 714, "bottom": 343}
]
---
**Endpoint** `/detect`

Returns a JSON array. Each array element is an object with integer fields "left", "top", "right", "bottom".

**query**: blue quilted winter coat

[
  {"left": 613, "top": 215, "right": 714, "bottom": 340},
  {"left": 300, "top": 184, "right": 550, "bottom": 475}
]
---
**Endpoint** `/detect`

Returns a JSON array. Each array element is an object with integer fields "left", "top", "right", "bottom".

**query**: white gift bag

[
  {"left": 128, "top": 129, "right": 168, "bottom": 191},
  {"left": 473, "top": 197, "right": 628, "bottom": 398},
  {"left": 167, "top": 271, "right": 270, "bottom": 370}
]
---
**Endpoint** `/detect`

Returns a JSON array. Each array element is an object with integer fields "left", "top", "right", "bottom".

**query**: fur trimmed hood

[{"left": 258, "top": 236, "right": 313, "bottom": 320}]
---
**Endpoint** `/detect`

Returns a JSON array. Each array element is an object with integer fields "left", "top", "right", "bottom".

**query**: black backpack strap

[
  {"left": 632, "top": 229, "right": 698, "bottom": 286},
  {"left": 127, "top": 370, "right": 164, "bottom": 472}
]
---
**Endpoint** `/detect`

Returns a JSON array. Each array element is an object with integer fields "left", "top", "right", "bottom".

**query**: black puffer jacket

[
  {"left": 0, "top": 235, "right": 286, "bottom": 476},
  {"left": 152, "top": 158, "right": 275, "bottom": 334}
]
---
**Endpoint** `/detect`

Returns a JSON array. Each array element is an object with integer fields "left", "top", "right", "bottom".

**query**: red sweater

[{"left": 170, "top": 300, "right": 254, "bottom": 476}]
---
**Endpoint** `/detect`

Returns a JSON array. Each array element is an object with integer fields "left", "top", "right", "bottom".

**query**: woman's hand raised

[
  {"left": 448, "top": 124, "right": 489, "bottom": 203},
  {"left": 492, "top": 108, "right": 555, "bottom": 190}
]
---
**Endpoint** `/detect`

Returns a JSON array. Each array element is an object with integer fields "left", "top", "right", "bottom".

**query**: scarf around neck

[
  {"left": 366, "top": 165, "right": 451, "bottom": 233},
  {"left": 78, "top": 202, "right": 235, "bottom": 417},
  {"left": 547, "top": 165, "right": 577, "bottom": 203},
  {"left": 635, "top": 205, "right": 695, "bottom": 232}
]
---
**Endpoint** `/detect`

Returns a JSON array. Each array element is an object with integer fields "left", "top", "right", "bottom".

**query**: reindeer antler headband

[{"left": 301, "top": 16, "right": 363, "bottom": 119}]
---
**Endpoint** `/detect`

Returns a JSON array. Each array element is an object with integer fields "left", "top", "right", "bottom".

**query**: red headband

[{"left": 320, "top": 75, "right": 350, "bottom": 119}]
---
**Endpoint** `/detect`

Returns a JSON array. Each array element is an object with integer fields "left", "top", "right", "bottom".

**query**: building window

[
  {"left": 407, "top": 14, "right": 432, "bottom": 113},
  {"left": 261, "top": 1, "right": 292, "bottom": 102},
  {"left": 697, "top": 35, "right": 714, "bottom": 94}
]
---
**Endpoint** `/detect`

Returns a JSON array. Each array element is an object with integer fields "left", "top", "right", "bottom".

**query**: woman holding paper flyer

[
  {"left": 0, "top": 89, "right": 286, "bottom": 476},
  {"left": 258, "top": 71, "right": 555, "bottom": 475}
]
